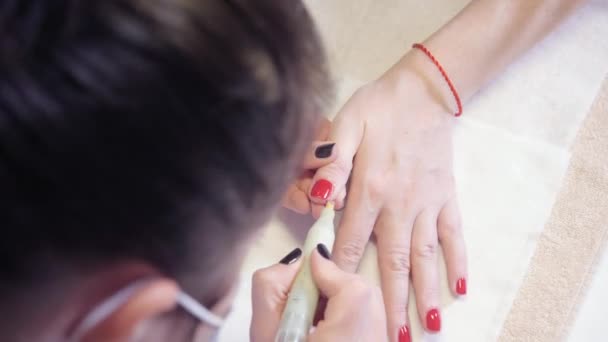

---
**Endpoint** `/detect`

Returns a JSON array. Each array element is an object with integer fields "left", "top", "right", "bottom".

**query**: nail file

[{"left": 274, "top": 203, "right": 336, "bottom": 342}]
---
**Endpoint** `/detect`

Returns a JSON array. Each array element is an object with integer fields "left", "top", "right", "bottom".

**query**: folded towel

[{"left": 501, "top": 76, "right": 608, "bottom": 342}]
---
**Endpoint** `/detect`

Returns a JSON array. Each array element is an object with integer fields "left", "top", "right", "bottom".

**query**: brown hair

[{"left": 0, "top": 0, "right": 330, "bottom": 332}]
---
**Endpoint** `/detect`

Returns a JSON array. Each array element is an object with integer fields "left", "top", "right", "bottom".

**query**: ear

[{"left": 81, "top": 278, "right": 179, "bottom": 342}]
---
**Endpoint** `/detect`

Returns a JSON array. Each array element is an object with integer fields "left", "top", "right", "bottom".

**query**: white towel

[{"left": 218, "top": 1, "right": 608, "bottom": 341}]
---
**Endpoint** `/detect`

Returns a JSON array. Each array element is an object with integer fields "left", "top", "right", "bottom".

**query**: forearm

[{"left": 386, "top": 0, "right": 588, "bottom": 108}]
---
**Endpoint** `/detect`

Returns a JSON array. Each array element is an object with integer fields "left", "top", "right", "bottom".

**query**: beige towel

[{"left": 500, "top": 77, "right": 608, "bottom": 341}]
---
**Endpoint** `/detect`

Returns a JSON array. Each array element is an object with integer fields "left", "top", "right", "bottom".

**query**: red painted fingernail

[
  {"left": 456, "top": 277, "right": 467, "bottom": 295},
  {"left": 398, "top": 325, "right": 411, "bottom": 342},
  {"left": 310, "top": 179, "right": 333, "bottom": 200},
  {"left": 426, "top": 308, "right": 441, "bottom": 332}
]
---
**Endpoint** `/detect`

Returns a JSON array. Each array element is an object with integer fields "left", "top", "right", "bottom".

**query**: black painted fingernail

[
  {"left": 314, "top": 143, "right": 335, "bottom": 159},
  {"left": 279, "top": 248, "right": 302, "bottom": 265},
  {"left": 316, "top": 244, "right": 331, "bottom": 259}
]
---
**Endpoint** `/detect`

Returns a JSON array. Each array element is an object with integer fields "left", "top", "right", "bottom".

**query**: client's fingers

[
  {"left": 376, "top": 209, "right": 414, "bottom": 342},
  {"left": 438, "top": 198, "right": 467, "bottom": 296},
  {"left": 411, "top": 211, "right": 441, "bottom": 333}
]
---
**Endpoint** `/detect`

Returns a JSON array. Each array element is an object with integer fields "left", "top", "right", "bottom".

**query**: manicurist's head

[{"left": 0, "top": 1, "right": 329, "bottom": 341}]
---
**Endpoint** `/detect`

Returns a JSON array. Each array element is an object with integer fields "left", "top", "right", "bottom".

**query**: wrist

[{"left": 376, "top": 52, "right": 455, "bottom": 123}]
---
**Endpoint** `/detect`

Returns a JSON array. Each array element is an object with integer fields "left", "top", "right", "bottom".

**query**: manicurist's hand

[
  {"left": 282, "top": 119, "right": 339, "bottom": 215},
  {"left": 250, "top": 248, "right": 302, "bottom": 342},
  {"left": 250, "top": 245, "right": 387, "bottom": 342},
  {"left": 307, "top": 245, "right": 386, "bottom": 342}
]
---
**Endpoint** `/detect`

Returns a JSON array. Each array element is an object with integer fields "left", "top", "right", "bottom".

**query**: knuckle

[
  {"left": 384, "top": 246, "right": 411, "bottom": 275},
  {"left": 412, "top": 242, "right": 438, "bottom": 260},
  {"left": 336, "top": 239, "right": 366, "bottom": 267},
  {"left": 251, "top": 269, "right": 264, "bottom": 288},
  {"left": 334, "top": 156, "right": 354, "bottom": 176},
  {"left": 251, "top": 268, "right": 274, "bottom": 289},
  {"left": 364, "top": 175, "right": 387, "bottom": 201},
  {"left": 352, "top": 83, "right": 377, "bottom": 102},
  {"left": 349, "top": 280, "right": 374, "bottom": 303},
  {"left": 386, "top": 300, "right": 408, "bottom": 320},
  {"left": 321, "top": 157, "right": 352, "bottom": 183},
  {"left": 439, "top": 219, "right": 462, "bottom": 240}
]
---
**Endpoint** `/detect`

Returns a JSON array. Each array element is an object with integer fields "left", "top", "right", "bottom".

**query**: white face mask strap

[
  {"left": 68, "top": 280, "right": 224, "bottom": 341},
  {"left": 68, "top": 279, "right": 153, "bottom": 342},
  {"left": 176, "top": 292, "right": 225, "bottom": 328}
]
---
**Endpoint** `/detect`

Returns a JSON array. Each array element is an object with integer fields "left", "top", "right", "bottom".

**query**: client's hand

[
  {"left": 282, "top": 119, "right": 338, "bottom": 214},
  {"left": 308, "top": 69, "right": 467, "bottom": 337},
  {"left": 250, "top": 246, "right": 387, "bottom": 342}
]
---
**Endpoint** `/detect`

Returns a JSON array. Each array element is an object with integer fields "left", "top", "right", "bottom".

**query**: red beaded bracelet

[{"left": 412, "top": 43, "right": 462, "bottom": 117}]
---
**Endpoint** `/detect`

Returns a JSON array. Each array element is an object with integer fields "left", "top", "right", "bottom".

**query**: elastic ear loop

[
  {"left": 68, "top": 280, "right": 150, "bottom": 342},
  {"left": 68, "top": 280, "right": 225, "bottom": 341},
  {"left": 176, "top": 292, "right": 225, "bottom": 328}
]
